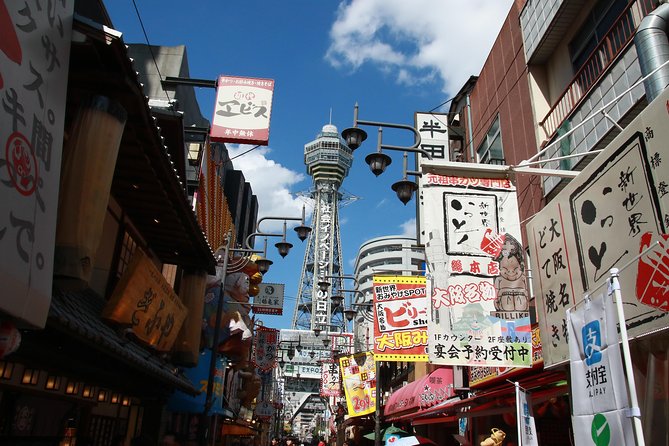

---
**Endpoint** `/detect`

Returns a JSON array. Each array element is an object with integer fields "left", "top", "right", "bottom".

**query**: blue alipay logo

[{"left": 582, "top": 320, "right": 602, "bottom": 366}]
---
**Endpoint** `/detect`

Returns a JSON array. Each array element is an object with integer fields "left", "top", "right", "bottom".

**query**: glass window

[{"left": 477, "top": 116, "right": 504, "bottom": 165}]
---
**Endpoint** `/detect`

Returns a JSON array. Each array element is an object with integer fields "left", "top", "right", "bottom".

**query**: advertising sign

[
  {"left": 320, "top": 360, "right": 342, "bottom": 397},
  {"left": 422, "top": 175, "right": 532, "bottom": 367},
  {"left": 415, "top": 111, "right": 451, "bottom": 163},
  {"left": 527, "top": 87, "right": 669, "bottom": 367},
  {"left": 339, "top": 352, "right": 376, "bottom": 417},
  {"left": 567, "top": 290, "right": 634, "bottom": 446},
  {"left": 516, "top": 386, "right": 539, "bottom": 446},
  {"left": 251, "top": 326, "right": 278, "bottom": 372},
  {"left": 252, "top": 283, "right": 284, "bottom": 315},
  {"left": 0, "top": 1, "right": 74, "bottom": 328},
  {"left": 372, "top": 275, "right": 428, "bottom": 361},
  {"left": 103, "top": 249, "right": 188, "bottom": 351},
  {"left": 210, "top": 75, "right": 274, "bottom": 145},
  {"left": 168, "top": 349, "right": 225, "bottom": 414}
]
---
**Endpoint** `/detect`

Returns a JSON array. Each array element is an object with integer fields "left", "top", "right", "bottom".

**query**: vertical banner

[
  {"left": 339, "top": 352, "right": 376, "bottom": 417},
  {"left": 373, "top": 275, "right": 428, "bottom": 361},
  {"left": 567, "top": 290, "right": 634, "bottom": 446},
  {"left": 422, "top": 175, "right": 532, "bottom": 367},
  {"left": 320, "top": 360, "right": 342, "bottom": 397},
  {"left": 252, "top": 326, "right": 279, "bottom": 372},
  {"left": 516, "top": 385, "right": 539, "bottom": 446},
  {"left": 168, "top": 350, "right": 225, "bottom": 414},
  {"left": 210, "top": 76, "right": 274, "bottom": 146},
  {"left": 527, "top": 86, "right": 669, "bottom": 367},
  {"left": 0, "top": 1, "right": 74, "bottom": 328}
]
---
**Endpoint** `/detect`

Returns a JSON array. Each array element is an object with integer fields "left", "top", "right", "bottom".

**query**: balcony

[{"left": 539, "top": 0, "right": 658, "bottom": 142}]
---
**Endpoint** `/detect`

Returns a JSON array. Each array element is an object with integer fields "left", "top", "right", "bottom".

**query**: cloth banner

[
  {"left": 320, "top": 360, "right": 341, "bottom": 397},
  {"left": 252, "top": 326, "right": 279, "bottom": 371},
  {"left": 372, "top": 275, "right": 428, "bottom": 361},
  {"left": 567, "top": 289, "right": 634, "bottom": 446},
  {"left": 421, "top": 175, "right": 532, "bottom": 367},
  {"left": 339, "top": 352, "right": 376, "bottom": 417},
  {"left": 516, "top": 385, "right": 538, "bottom": 446}
]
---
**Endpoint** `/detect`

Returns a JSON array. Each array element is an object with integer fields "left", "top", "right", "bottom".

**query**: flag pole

[
  {"left": 609, "top": 268, "right": 645, "bottom": 446},
  {"left": 515, "top": 382, "right": 522, "bottom": 446}
]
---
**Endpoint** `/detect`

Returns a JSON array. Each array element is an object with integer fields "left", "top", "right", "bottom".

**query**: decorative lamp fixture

[
  {"left": 255, "top": 257, "right": 273, "bottom": 274},
  {"left": 45, "top": 375, "right": 62, "bottom": 391},
  {"left": 65, "top": 380, "right": 80, "bottom": 395},
  {"left": 21, "top": 368, "right": 39, "bottom": 385},
  {"left": 322, "top": 338, "right": 331, "bottom": 348},
  {"left": 275, "top": 222, "right": 293, "bottom": 258},
  {"left": 294, "top": 223, "right": 312, "bottom": 242},
  {"left": 330, "top": 294, "right": 344, "bottom": 307},
  {"left": 82, "top": 385, "right": 94, "bottom": 399},
  {"left": 111, "top": 393, "right": 120, "bottom": 404},
  {"left": 365, "top": 150, "right": 392, "bottom": 177},
  {"left": 97, "top": 389, "right": 108, "bottom": 402},
  {"left": 391, "top": 152, "right": 419, "bottom": 205},
  {"left": 317, "top": 281, "right": 330, "bottom": 292},
  {"left": 0, "top": 361, "right": 14, "bottom": 380},
  {"left": 344, "top": 307, "right": 357, "bottom": 322},
  {"left": 287, "top": 347, "right": 295, "bottom": 361},
  {"left": 313, "top": 327, "right": 321, "bottom": 337},
  {"left": 121, "top": 396, "right": 131, "bottom": 407},
  {"left": 309, "top": 350, "right": 315, "bottom": 359},
  {"left": 341, "top": 125, "right": 367, "bottom": 151},
  {"left": 295, "top": 337, "right": 303, "bottom": 353}
]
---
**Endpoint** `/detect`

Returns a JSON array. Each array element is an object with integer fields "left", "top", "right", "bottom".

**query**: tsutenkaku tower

[{"left": 291, "top": 124, "right": 352, "bottom": 331}]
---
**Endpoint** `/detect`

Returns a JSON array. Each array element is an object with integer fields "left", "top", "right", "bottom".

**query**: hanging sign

[
  {"left": 527, "top": 86, "right": 669, "bottom": 367},
  {"left": 252, "top": 326, "right": 279, "bottom": 371},
  {"left": 516, "top": 385, "right": 539, "bottom": 446},
  {"left": 320, "top": 360, "right": 342, "bottom": 397},
  {"left": 422, "top": 175, "right": 532, "bottom": 367},
  {"left": 339, "top": 352, "right": 376, "bottom": 417},
  {"left": 567, "top": 289, "right": 634, "bottom": 445},
  {"left": 210, "top": 75, "right": 274, "bottom": 146},
  {"left": 0, "top": 0, "right": 74, "bottom": 328},
  {"left": 252, "top": 283, "right": 284, "bottom": 315},
  {"left": 372, "top": 275, "right": 428, "bottom": 361}
]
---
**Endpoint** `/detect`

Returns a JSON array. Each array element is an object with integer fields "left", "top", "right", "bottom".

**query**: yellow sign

[
  {"left": 102, "top": 249, "right": 188, "bottom": 351},
  {"left": 339, "top": 352, "right": 376, "bottom": 417}
]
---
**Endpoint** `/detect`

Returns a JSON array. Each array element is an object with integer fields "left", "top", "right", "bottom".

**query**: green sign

[{"left": 591, "top": 413, "right": 610, "bottom": 446}]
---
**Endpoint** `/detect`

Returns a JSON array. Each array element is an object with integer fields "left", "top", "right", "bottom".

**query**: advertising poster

[
  {"left": 339, "top": 352, "right": 376, "bottom": 417},
  {"left": 251, "top": 326, "right": 278, "bottom": 372},
  {"left": 252, "top": 283, "right": 284, "bottom": 315},
  {"left": 372, "top": 275, "right": 428, "bottom": 361},
  {"left": 527, "top": 87, "right": 669, "bottom": 367},
  {"left": 421, "top": 175, "right": 532, "bottom": 367},
  {"left": 320, "top": 360, "right": 342, "bottom": 397},
  {"left": 0, "top": 0, "right": 74, "bottom": 328},
  {"left": 567, "top": 290, "right": 634, "bottom": 446},
  {"left": 210, "top": 75, "right": 274, "bottom": 146},
  {"left": 516, "top": 386, "right": 539, "bottom": 446}
]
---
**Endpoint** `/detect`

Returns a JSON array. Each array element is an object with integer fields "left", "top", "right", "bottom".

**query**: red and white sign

[
  {"left": 210, "top": 75, "right": 274, "bottom": 146},
  {"left": 320, "top": 360, "right": 341, "bottom": 397}
]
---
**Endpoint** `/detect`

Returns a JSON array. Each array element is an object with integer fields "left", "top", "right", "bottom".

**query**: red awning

[{"left": 384, "top": 367, "right": 455, "bottom": 418}]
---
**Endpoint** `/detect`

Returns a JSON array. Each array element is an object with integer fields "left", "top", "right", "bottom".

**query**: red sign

[
  {"left": 373, "top": 276, "right": 428, "bottom": 361},
  {"left": 210, "top": 75, "right": 274, "bottom": 146}
]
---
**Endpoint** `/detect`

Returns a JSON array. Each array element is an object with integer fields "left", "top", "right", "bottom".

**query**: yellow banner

[
  {"left": 102, "top": 249, "right": 188, "bottom": 351},
  {"left": 339, "top": 352, "right": 376, "bottom": 417}
]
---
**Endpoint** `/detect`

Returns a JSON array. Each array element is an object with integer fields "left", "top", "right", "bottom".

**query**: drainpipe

[
  {"left": 465, "top": 94, "right": 475, "bottom": 161},
  {"left": 635, "top": 2, "right": 669, "bottom": 102}
]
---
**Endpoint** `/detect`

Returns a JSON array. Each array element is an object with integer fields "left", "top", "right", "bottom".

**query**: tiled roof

[{"left": 49, "top": 288, "right": 198, "bottom": 395}]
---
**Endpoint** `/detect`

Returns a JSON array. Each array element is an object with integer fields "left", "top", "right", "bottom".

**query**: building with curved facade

[{"left": 351, "top": 235, "right": 424, "bottom": 352}]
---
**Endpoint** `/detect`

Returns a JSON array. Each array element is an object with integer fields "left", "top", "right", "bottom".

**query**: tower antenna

[{"left": 329, "top": 108, "right": 333, "bottom": 125}]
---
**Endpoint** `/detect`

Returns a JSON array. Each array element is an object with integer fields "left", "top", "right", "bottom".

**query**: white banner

[
  {"left": 516, "top": 385, "right": 538, "bottom": 446},
  {"left": 421, "top": 175, "right": 532, "bottom": 367},
  {"left": 567, "top": 289, "right": 634, "bottom": 446}
]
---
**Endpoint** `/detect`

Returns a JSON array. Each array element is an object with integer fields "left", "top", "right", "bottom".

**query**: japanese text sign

[
  {"left": 252, "top": 326, "right": 279, "bottom": 371},
  {"left": 320, "top": 360, "right": 342, "bottom": 397},
  {"left": 567, "top": 290, "right": 634, "bottom": 445},
  {"left": 372, "top": 275, "right": 428, "bottom": 361},
  {"left": 0, "top": 0, "right": 74, "bottom": 327},
  {"left": 252, "top": 283, "right": 284, "bottom": 315},
  {"left": 421, "top": 175, "right": 532, "bottom": 367},
  {"left": 168, "top": 349, "right": 225, "bottom": 414},
  {"left": 210, "top": 75, "right": 274, "bottom": 146},
  {"left": 527, "top": 87, "right": 669, "bottom": 367},
  {"left": 415, "top": 112, "right": 450, "bottom": 162},
  {"left": 339, "top": 352, "right": 376, "bottom": 417},
  {"left": 102, "top": 249, "right": 188, "bottom": 351}
]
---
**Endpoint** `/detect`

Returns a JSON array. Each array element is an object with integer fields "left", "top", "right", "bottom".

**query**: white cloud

[
  {"left": 399, "top": 218, "right": 416, "bottom": 238},
  {"left": 226, "top": 144, "right": 307, "bottom": 232},
  {"left": 326, "top": 0, "right": 514, "bottom": 95}
]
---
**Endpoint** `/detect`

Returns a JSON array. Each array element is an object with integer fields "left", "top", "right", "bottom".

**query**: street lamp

[{"left": 341, "top": 103, "right": 431, "bottom": 204}]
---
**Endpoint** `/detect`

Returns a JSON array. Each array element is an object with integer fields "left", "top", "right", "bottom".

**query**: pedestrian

[
  {"left": 271, "top": 437, "right": 281, "bottom": 446},
  {"left": 317, "top": 437, "right": 325, "bottom": 446}
]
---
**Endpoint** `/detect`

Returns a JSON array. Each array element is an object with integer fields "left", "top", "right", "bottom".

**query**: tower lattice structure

[{"left": 291, "top": 124, "right": 352, "bottom": 331}]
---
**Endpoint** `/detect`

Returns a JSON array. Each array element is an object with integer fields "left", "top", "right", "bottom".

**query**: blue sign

[
  {"left": 582, "top": 320, "right": 602, "bottom": 366},
  {"left": 168, "top": 349, "right": 226, "bottom": 414}
]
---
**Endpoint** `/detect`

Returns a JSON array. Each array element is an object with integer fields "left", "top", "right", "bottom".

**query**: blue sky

[{"left": 106, "top": 0, "right": 513, "bottom": 329}]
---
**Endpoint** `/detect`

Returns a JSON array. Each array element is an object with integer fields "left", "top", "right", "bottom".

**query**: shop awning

[{"left": 384, "top": 367, "right": 455, "bottom": 418}]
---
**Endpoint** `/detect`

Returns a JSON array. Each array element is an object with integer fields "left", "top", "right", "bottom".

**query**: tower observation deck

[{"left": 291, "top": 124, "right": 352, "bottom": 330}]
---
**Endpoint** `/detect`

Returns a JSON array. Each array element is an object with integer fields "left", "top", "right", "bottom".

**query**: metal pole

[
  {"left": 609, "top": 268, "right": 645, "bottom": 446},
  {"left": 515, "top": 382, "right": 522, "bottom": 446},
  {"left": 202, "top": 232, "right": 232, "bottom": 445},
  {"left": 374, "top": 358, "right": 381, "bottom": 446}
]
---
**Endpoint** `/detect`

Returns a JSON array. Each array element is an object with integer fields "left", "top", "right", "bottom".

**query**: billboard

[
  {"left": 422, "top": 175, "right": 532, "bottom": 367},
  {"left": 0, "top": 0, "right": 74, "bottom": 327},
  {"left": 527, "top": 87, "right": 669, "bottom": 367},
  {"left": 210, "top": 75, "right": 274, "bottom": 146},
  {"left": 372, "top": 275, "right": 428, "bottom": 361},
  {"left": 252, "top": 283, "right": 284, "bottom": 315},
  {"left": 339, "top": 352, "right": 376, "bottom": 417}
]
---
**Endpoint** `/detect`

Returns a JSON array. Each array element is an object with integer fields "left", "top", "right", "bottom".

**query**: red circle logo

[{"left": 5, "top": 131, "right": 38, "bottom": 196}]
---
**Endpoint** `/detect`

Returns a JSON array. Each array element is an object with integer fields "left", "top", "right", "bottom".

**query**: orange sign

[{"left": 102, "top": 249, "right": 188, "bottom": 351}]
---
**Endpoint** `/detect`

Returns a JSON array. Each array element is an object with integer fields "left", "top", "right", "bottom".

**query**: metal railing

[{"left": 539, "top": 0, "right": 658, "bottom": 142}]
